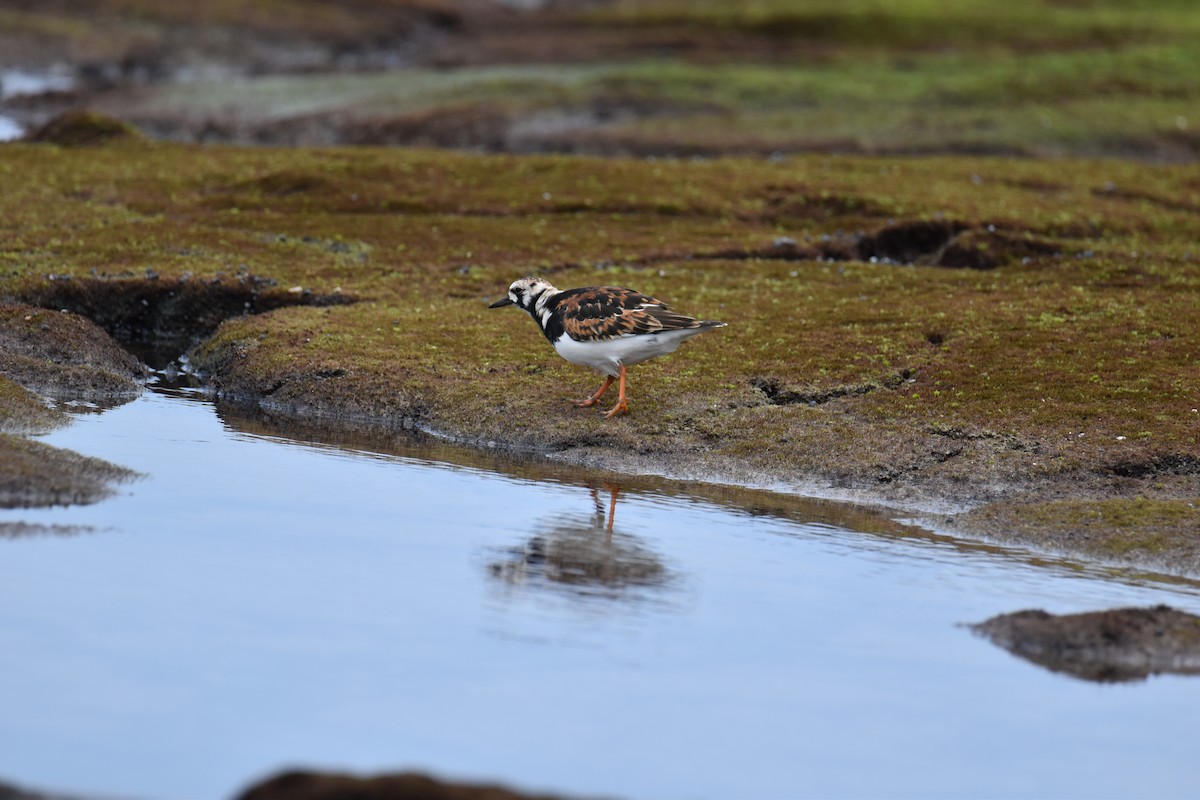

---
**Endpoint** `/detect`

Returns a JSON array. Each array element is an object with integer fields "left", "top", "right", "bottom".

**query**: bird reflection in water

[{"left": 488, "top": 484, "right": 672, "bottom": 601}]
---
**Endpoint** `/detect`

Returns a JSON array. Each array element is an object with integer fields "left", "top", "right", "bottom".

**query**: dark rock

[{"left": 234, "top": 770, "right": 576, "bottom": 800}]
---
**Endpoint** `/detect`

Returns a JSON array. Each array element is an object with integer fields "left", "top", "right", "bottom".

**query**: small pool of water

[{"left": 2, "top": 387, "right": 1198, "bottom": 799}]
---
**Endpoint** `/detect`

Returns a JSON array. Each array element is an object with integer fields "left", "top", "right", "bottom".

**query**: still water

[{"left": 2, "top": 386, "right": 1199, "bottom": 800}]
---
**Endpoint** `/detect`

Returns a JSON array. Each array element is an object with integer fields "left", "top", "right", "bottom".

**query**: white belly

[{"left": 552, "top": 329, "right": 709, "bottom": 377}]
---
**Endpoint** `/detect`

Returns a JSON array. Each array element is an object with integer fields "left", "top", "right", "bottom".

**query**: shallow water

[{"left": 2, "top": 387, "right": 1199, "bottom": 800}]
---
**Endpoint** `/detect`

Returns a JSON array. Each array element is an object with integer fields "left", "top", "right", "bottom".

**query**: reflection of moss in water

[
  {"left": 972, "top": 605, "right": 1200, "bottom": 683},
  {"left": 0, "top": 432, "right": 139, "bottom": 509},
  {"left": 0, "top": 521, "right": 95, "bottom": 540},
  {"left": 0, "top": 375, "right": 65, "bottom": 435}
]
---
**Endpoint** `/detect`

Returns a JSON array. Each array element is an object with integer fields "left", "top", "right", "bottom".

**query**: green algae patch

[{"left": 0, "top": 138, "right": 1198, "bottom": 571}]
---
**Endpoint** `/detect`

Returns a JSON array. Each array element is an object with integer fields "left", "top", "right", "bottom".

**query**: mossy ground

[{"left": 0, "top": 137, "right": 1197, "bottom": 568}]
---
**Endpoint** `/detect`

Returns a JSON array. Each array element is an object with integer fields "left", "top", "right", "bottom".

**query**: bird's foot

[
  {"left": 573, "top": 375, "right": 616, "bottom": 409},
  {"left": 602, "top": 400, "right": 629, "bottom": 419}
]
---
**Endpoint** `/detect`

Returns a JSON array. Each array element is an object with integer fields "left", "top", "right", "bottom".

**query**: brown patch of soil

[{"left": 971, "top": 605, "right": 1200, "bottom": 683}]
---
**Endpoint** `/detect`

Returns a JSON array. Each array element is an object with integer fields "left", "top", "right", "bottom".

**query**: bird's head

[{"left": 488, "top": 276, "right": 557, "bottom": 314}]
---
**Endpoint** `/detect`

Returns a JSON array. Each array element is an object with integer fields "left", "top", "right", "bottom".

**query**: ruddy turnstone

[{"left": 489, "top": 276, "right": 726, "bottom": 418}]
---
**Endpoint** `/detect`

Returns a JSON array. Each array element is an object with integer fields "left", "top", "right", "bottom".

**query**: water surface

[{"left": 2, "top": 387, "right": 1198, "bottom": 800}]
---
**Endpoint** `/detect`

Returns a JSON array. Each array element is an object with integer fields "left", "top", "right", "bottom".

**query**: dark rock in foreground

[
  {"left": 971, "top": 605, "right": 1200, "bottom": 683},
  {"left": 235, "top": 770, "right": 577, "bottom": 800},
  {"left": 0, "top": 777, "right": 76, "bottom": 800}
]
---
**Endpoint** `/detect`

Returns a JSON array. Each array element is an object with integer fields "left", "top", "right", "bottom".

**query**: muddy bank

[
  {"left": 972, "top": 605, "right": 1200, "bottom": 683},
  {"left": 0, "top": 303, "right": 148, "bottom": 401}
]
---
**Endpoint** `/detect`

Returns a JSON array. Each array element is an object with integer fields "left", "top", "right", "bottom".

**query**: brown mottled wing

[{"left": 556, "top": 286, "right": 704, "bottom": 341}]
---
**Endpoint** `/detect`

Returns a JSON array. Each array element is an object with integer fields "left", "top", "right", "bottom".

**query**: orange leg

[
  {"left": 605, "top": 485, "right": 619, "bottom": 532},
  {"left": 573, "top": 374, "right": 615, "bottom": 408},
  {"left": 602, "top": 364, "right": 629, "bottom": 418}
]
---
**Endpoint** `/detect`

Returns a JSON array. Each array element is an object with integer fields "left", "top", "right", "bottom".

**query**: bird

[{"left": 488, "top": 276, "right": 726, "bottom": 418}]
